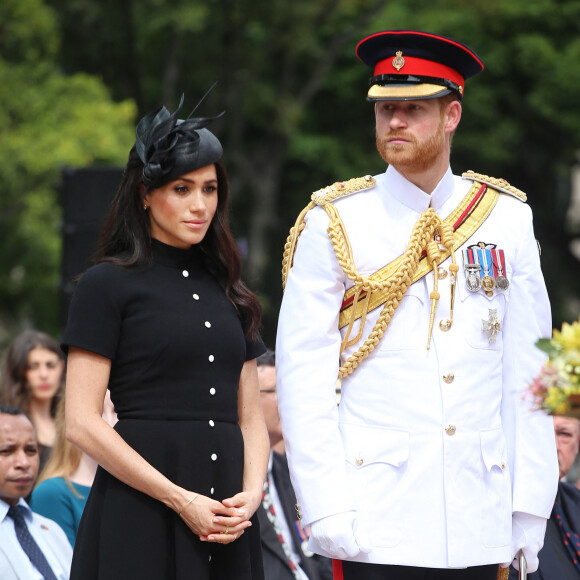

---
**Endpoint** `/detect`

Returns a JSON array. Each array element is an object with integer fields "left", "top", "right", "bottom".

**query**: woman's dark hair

[
  {"left": 95, "top": 148, "right": 262, "bottom": 339},
  {"left": 0, "top": 330, "right": 64, "bottom": 416}
]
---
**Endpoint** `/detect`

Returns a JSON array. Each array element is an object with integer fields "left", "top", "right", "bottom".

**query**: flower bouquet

[{"left": 529, "top": 318, "right": 580, "bottom": 417}]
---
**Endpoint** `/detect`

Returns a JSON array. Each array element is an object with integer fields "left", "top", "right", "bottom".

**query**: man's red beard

[{"left": 375, "top": 116, "right": 446, "bottom": 174}]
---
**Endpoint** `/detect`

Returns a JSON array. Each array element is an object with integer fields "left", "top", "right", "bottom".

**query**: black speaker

[{"left": 60, "top": 166, "right": 123, "bottom": 330}]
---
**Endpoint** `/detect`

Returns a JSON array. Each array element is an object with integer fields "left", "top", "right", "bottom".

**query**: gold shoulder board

[
  {"left": 311, "top": 175, "right": 376, "bottom": 206},
  {"left": 462, "top": 170, "right": 527, "bottom": 202}
]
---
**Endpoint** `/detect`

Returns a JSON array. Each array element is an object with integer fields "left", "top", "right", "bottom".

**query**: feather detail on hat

[{"left": 136, "top": 88, "right": 224, "bottom": 189}]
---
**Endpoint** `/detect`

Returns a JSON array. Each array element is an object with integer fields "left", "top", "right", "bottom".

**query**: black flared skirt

[{"left": 70, "top": 419, "right": 264, "bottom": 580}]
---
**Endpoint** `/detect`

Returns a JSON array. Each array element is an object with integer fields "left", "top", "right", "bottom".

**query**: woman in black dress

[{"left": 63, "top": 95, "right": 269, "bottom": 579}]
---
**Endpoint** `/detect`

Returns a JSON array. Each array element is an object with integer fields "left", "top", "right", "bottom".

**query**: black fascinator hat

[{"left": 135, "top": 88, "right": 224, "bottom": 191}]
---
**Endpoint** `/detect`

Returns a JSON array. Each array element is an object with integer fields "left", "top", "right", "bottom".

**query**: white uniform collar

[{"left": 384, "top": 165, "right": 455, "bottom": 213}]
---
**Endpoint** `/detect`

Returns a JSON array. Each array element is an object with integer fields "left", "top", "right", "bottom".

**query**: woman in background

[
  {"left": 63, "top": 94, "right": 269, "bottom": 579},
  {"left": 30, "top": 390, "right": 117, "bottom": 546},
  {"left": 0, "top": 329, "right": 65, "bottom": 470}
]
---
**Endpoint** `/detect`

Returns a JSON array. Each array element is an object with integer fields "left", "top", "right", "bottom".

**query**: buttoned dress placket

[{"left": 182, "top": 264, "right": 219, "bottom": 563}]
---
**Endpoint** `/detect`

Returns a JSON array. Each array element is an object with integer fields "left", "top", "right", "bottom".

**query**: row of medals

[{"left": 463, "top": 247, "right": 509, "bottom": 297}]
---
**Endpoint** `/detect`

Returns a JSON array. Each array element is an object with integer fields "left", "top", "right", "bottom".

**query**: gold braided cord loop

[
  {"left": 281, "top": 176, "right": 376, "bottom": 290},
  {"left": 439, "top": 221, "right": 455, "bottom": 248},
  {"left": 339, "top": 182, "right": 500, "bottom": 329},
  {"left": 281, "top": 201, "right": 316, "bottom": 290},
  {"left": 329, "top": 208, "right": 445, "bottom": 379},
  {"left": 426, "top": 240, "right": 443, "bottom": 350}
]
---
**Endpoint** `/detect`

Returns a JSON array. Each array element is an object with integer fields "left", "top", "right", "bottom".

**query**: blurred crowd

[{"left": 0, "top": 330, "right": 117, "bottom": 547}]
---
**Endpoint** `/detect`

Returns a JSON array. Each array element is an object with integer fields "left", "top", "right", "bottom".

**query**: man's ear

[{"left": 444, "top": 100, "right": 462, "bottom": 133}]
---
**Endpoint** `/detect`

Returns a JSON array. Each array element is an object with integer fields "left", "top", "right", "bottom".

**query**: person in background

[
  {"left": 509, "top": 416, "right": 580, "bottom": 580},
  {"left": 276, "top": 29, "right": 558, "bottom": 580},
  {"left": 0, "top": 403, "right": 72, "bottom": 579},
  {"left": 257, "top": 350, "right": 285, "bottom": 456},
  {"left": 62, "top": 93, "right": 269, "bottom": 579},
  {"left": 0, "top": 330, "right": 65, "bottom": 471},
  {"left": 256, "top": 350, "right": 333, "bottom": 580},
  {"left": 30, "top": 390, "right": 117, "bottom": 546}
]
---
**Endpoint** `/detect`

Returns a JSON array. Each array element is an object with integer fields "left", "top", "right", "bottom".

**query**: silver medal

[
  {"left": 495, "top": 275, "right": 509, "bottom": 291},
  {"left": 466, "top": 268, "right": 482, "bottom": 292}
]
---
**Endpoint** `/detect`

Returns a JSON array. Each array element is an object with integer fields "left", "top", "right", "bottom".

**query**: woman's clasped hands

[{"left": 178, "top": 490, "right": 260, "bottom": 544}]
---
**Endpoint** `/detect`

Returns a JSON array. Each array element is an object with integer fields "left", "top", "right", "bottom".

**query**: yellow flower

[
  {"left": 544, "top": 385, "right": 570, "bottom": 414},
  {"left": 530, "top": 318, "right": 580, "bottom": 416},
  {"left": 552, "top": 319, "right": 580, "bottom": 351}
]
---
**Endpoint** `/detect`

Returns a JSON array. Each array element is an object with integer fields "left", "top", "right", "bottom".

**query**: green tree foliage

[
  {"left": 46, "top": 0, "right": 390, "bottom": 342},
  {"left": 0, "top": 0, "right": 135, "bottom": 342},
  {"left": 17, "top": 0, "right": 580, "bottom": 341}
]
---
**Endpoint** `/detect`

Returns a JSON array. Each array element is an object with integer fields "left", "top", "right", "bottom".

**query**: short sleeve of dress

[
  {"left": 61, "top": 263, "right": 125, "bottom": 360},
  {"left": 245, "top": 336, "right": 266, "bottom": 361}
]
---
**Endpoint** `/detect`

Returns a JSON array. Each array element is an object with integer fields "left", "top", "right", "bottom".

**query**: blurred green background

[{"left": 1, "top": 0, "right": 579, "bottom": 349}]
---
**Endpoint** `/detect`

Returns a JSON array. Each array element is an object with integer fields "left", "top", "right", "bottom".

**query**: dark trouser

[{"left": 341, "top": 561, "right": 499, "bottom": 580}]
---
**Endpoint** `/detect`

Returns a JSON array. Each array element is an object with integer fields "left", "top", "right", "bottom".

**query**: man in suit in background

[
  {"left": 257, "top": 350, "right": 333, "bottom": 580},
  {"left": 0, "top": 404, "right": 72, "bottom": 579},
  {"left": 510, "top": 416, "right": 580, "bottom": 579}
]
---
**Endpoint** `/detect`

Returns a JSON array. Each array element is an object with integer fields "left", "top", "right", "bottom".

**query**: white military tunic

[{"left": 276, "top": 165, "right": 558, "bottom": 568}]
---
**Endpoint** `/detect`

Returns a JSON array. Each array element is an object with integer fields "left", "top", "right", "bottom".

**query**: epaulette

[
  {"left": 462, "top": 170, "right": 527, "bottom": 202},
  {"left": 311, "top": 175, "right": 376, "bottom": 206}
]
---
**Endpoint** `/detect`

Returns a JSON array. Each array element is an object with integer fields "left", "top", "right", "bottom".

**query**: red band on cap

[{"left": 374, "top": 55, "right": 464, "bottom": 89}]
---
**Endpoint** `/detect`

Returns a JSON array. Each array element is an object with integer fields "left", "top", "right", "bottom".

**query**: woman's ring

[{"left": 225, "top": 526, "right": 230, "bottom": 535}]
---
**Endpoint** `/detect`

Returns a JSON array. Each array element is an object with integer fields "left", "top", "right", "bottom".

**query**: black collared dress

[{"left": 62, "top": 239, "right": 265, "bottom": 580}]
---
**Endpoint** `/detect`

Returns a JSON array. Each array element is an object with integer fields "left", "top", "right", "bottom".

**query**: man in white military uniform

[{"left": 276, "top": 30, "right": 558, "bottom": 580}]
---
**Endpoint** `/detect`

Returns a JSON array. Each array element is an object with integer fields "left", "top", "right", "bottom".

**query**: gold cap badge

[{"left": 392, "top": 51, "right": 405, "bottom": 71}]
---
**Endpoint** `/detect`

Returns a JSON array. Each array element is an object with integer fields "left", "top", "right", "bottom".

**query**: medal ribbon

[
  {"left": 485, "top": 248, "right": 494, "bottom": 279},
  {"left": 490, "top": 249, "right": 499, "bottom": 278},
  {"left": 477, "top": 248, "right": 491, "bottom": 280},
  {"left": 492, "top": 249, "right": 506, "bottom": 276},
  {"left": 471, "top": 248, "right": 482, "bottom": 279}
]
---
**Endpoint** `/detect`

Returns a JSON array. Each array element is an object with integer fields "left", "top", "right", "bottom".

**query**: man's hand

[
  {"left": 501, "top": 512, "right": 547, "bottom": 573},
  {"left": 311, "top": 511, "right": 371, "bottom": 560}
]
